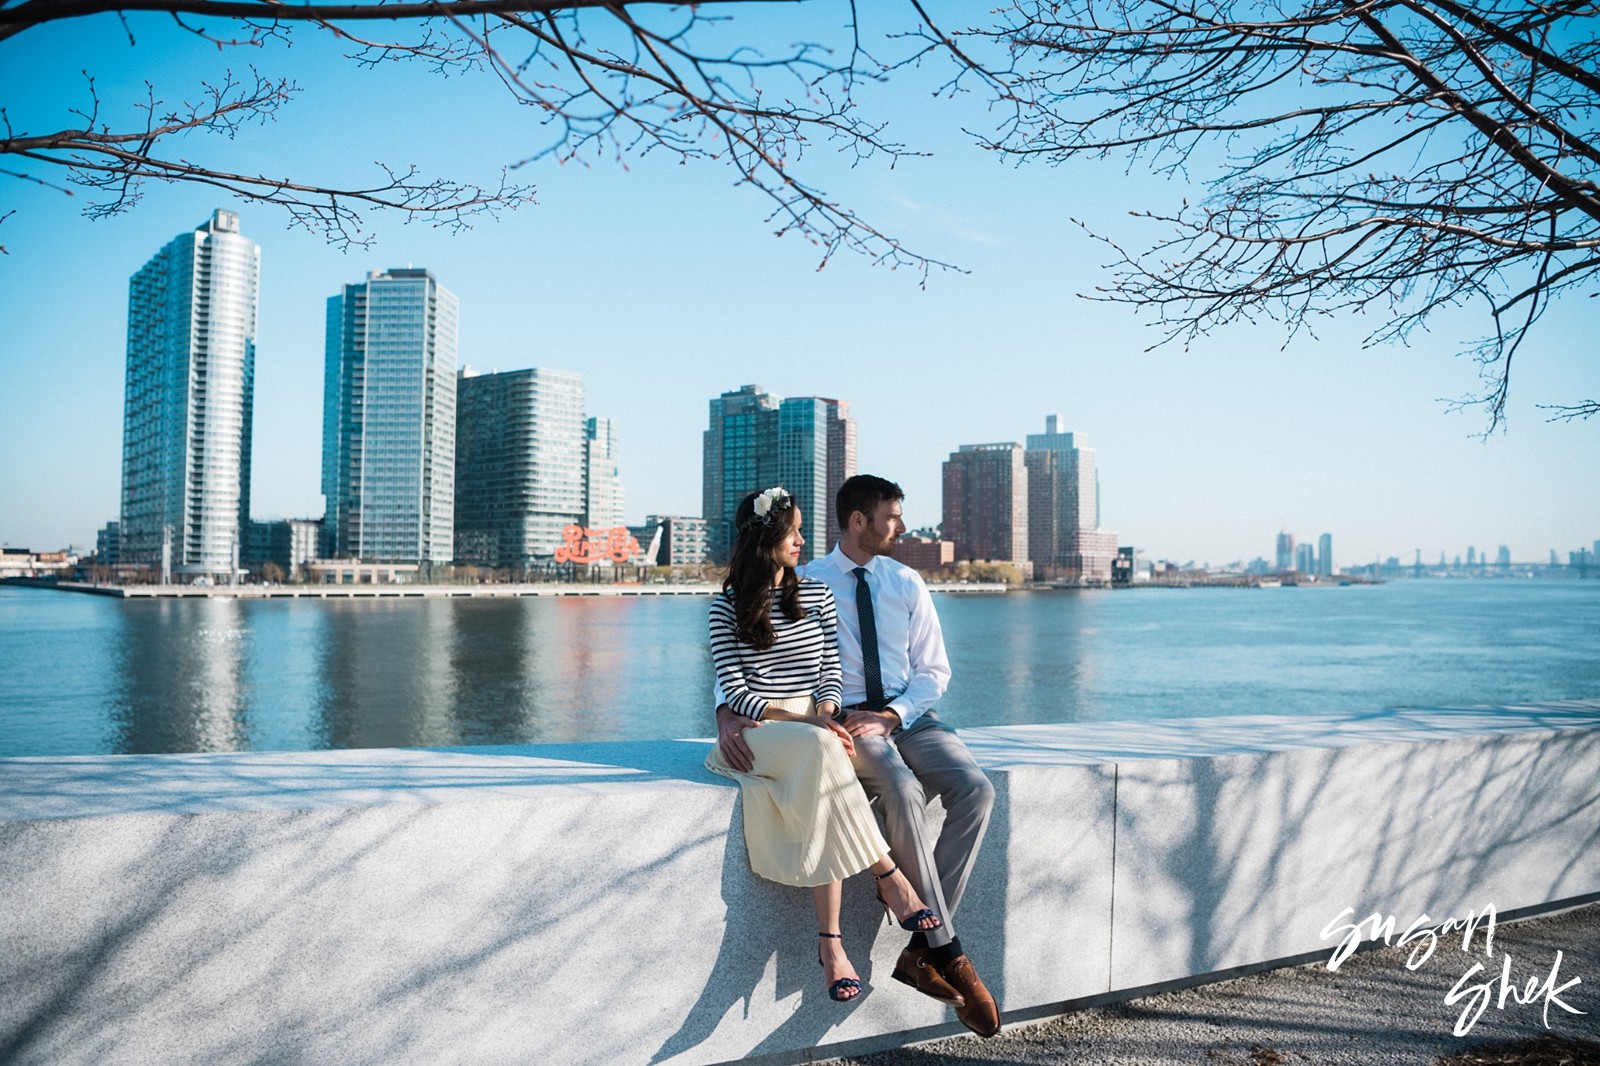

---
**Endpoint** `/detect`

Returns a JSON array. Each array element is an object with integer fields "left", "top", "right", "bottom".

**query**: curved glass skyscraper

[{"left": 120, "top": 210, "right": 258, "bottom": 580}]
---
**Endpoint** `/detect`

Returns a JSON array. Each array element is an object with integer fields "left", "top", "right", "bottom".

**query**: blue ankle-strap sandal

[
  {"left": 874, "top": 864, "right": 943, "bottom": 931},
  {"left": 818, "top": 933, "right": 862, "bottom": 1002}
]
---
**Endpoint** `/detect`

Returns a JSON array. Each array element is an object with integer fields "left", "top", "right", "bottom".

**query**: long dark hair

[{"left": 723, "top": 489, "right": 802, "bottom": 650}]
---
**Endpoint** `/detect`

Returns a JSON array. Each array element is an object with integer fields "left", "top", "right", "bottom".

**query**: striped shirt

[{"left": 709, "top": 578, "right": 844, "bottom": 721}]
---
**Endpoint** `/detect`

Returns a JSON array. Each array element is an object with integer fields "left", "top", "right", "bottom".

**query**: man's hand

[
  {"left": 841, "top": 709, "right": 899, "bottom": 739},
  {"left": 820, "top": 717, "right": 857, "bottom": 758},
  {"left": 716, "top": 704, "right": 758, "bottom": 772}
]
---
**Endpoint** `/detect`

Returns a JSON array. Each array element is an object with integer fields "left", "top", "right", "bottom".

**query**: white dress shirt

[{"left": 799, "top": 545, "right": 951, "bottom": 730}]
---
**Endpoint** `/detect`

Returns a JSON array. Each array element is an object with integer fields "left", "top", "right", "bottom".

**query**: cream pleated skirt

[{"left": 705, "top": 696, "right": 890, "bottom": 887}]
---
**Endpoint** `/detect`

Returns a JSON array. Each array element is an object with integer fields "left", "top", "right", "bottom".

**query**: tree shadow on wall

[
  {"left": 1109, "top": 725, "right": 1600, "bottom": 1027},
  {"left": 649, "top": 792, "right": 893, "bottom": 1064}
]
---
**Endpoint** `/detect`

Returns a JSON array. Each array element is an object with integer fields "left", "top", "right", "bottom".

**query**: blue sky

[{"left": 2, "top": 5, "right": 1596, "bottom": 566}]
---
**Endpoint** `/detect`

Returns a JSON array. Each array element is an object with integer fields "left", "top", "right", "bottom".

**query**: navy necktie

[{"left": 853, "top": 566, "right": 886, "bottom": 710}]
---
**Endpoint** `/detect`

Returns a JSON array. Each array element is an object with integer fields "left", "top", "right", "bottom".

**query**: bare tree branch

[
  {"left": 944, "top": 0, "right": 1600, "bottom": 425},
  {"left": 1539, "top": 399, "right": 1600, "bottom": 421},
  {"left": 5, "top": 0, "right": 1595, "bottom": 421},
  {"left": 2, "top": 0, "right": 967, "bottom": 277}
]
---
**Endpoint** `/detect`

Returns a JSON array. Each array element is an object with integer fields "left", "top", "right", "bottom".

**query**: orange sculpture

[{"left": 554, "top": 525, "right": 642, "bottom": 565}]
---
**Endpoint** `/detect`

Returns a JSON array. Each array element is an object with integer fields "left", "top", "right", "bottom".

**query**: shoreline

[{"left": 4, "top": 579, "right": 1013, "bottom": 599}]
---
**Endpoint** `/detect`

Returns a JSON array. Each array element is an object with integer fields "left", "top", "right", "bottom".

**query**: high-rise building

[
  {"left": 322, "top": 268, "right": 458, "bottom": 564},
  {"left": 95, "top": 521, "right": 122, "bottom": 566},
  {"left": 1497, "top": 545, "right": 1512, "bottom": 568},
  {"left": 120, "top": 209, "right": 259, "bottom": 579},
  {"left": 825, "top": 401, "right": 858, "bottom": 548},
  {"left": 639, "top": 515, "right": 710, "bottom": 566},
  {"left": 702, "top": 384, "right": 855, "bottom": 562},
  {"left": 703, "top": 385, "right": 776, "bottom": 562},
  {"left": 1024, "top": 415, "right": 1116, "bottom": 582},
  {"left": 1295, "top": 542, "right": 1316, "bottom": 573},
  {"left": 892, "top": 535, "right": 955, "bottom": 572},
  {"left": 1318, "top": 533, "right": 1334, "bottom": 576},
  {"left": 454, "top": 367, "right": 586, "bottom": 569},
  {"left": 942, "top": 442, "right": 1028, "bottom": 565},
  {"left": 244, "top": 518, "right": 323, "bottom": 580},
  {"left": 583, "top": 416, "right": 625, "bottom": 531},
  {"left": 1275, "top": 531, "right": 1296, "bottom": 571}
]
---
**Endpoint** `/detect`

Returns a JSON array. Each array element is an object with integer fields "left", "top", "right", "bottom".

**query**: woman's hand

[
  {"left": 819, "top": 716, "right": 856, "bottom": 758},
  {"left": 715, "top": 704, "right": 758, "bottom": 772}
]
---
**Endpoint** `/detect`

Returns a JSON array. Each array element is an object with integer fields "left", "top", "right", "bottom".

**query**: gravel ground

[{"left": 825, "top": 902, "right": 1600, "bottom": 1066}]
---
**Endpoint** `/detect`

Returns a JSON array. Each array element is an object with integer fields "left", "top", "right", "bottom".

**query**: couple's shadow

[{"left": 650, "top": 803, "right": 899, "bottom": 1064}]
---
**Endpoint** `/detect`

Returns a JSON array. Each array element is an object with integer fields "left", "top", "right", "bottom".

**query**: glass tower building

[
  {"left": 120, "top": 209, "right": 259, "bottom": 579},
  {"left": 702, "top": 384, "right": 855, "bottom": 563},
  {"left": 1023, "top": 415, "right": 1116, "bottom": 582},
  {"left": 454, "top": 367, "right": 586, "bottom": 569},
  {"left": 322, "top": 268, "right": 458, "bottom": 564},
  {"left": 583, "top": 416, "right": 625, "bottom": 531}
]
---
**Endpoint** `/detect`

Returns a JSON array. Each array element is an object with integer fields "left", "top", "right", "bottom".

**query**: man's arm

[
  {"left": 841, "top": 570, "right": 951, "bottom": 738},
  {"left": 886, "top": 574, "right": 950, "bottom": 729}
]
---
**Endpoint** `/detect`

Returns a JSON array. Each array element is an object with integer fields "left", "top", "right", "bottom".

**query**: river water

[{"left": 1, "top": 580, "right": 1596, "bottom": 757}]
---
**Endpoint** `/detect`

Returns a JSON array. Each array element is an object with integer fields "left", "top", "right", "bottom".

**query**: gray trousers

[{"left": 850, "top": 709, "right": 994, "bottom": 950}]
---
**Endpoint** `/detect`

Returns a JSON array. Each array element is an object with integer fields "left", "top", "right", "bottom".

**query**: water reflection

[
  {"left": 940, "top": 591, "right": 1105, "bottom": 726},
  {"left": 555, "top": 598, "right": 652, "bottom": 741},
  {"left": 449, "top": 600, "right": 538, "bottom": 742},
  {"left": 238, "top": 601, "right": 328, "bottom": 751},
  {"left": 112, "top": 598, "right": 250, "bottom": 753},
  {"left": 315, "top": 600, "right": 461, "bottom": 748},
  {"left": 4, "top": 581, "right": 1589, "bottom": 758},
  {"left": 307, "top": 597, "right": 711, "bottom": 748}
]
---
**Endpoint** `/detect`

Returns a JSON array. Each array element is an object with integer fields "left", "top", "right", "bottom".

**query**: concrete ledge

[{"left": 2, "top": 700, "right": 1598, "bottom": 1065}]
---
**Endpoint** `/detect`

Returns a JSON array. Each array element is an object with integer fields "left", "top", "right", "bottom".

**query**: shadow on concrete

[
  {"left": 1107, "top": 725, "right": 1600, "bottom": 995},
  {"left": 648, "top": 819, "right": 859, "bottom": 1065},
  {"left": 1, "top": 767, "right": 737, "bottom": 1064}
]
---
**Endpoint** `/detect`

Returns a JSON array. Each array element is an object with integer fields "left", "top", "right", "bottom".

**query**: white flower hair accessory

[{"left": 740, "top": 486, "right": 792, "bottom": 532}]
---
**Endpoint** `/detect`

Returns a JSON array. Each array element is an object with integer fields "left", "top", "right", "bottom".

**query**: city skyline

[
  {"left": 2, "top": 14, "right": 1597, "bottom": 566},
  {"left": 10, "top": 214, "right": 1595, "bottom": 569},
  {"left": 5, "top": 220, "right": 1594, "bottom": 568}
]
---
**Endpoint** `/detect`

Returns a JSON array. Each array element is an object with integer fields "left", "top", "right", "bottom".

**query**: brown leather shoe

[
  {"left": 942, "top": 954, "right": 1001, "bottom": 1037},
  {"left": 891, "top": 946, "right": 964, "bottom": 1006}
]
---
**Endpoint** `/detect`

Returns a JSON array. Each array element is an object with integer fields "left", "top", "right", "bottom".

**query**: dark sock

[
  {"left": 907, "top": 931, "right": 929, "bottom": 953},
  {"left": 929, "top": 937, "right": 963, "bottom": 969}
]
